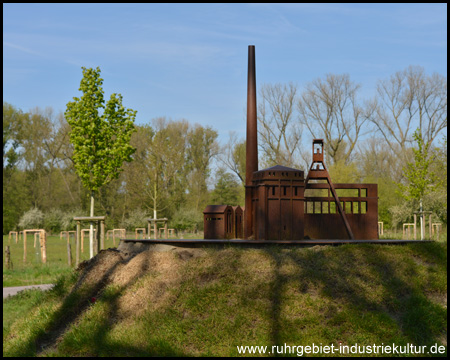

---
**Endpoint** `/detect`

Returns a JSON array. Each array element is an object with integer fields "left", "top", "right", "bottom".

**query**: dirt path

[{"left": 3, "top": 284, "right": 54, "bottom": 299}]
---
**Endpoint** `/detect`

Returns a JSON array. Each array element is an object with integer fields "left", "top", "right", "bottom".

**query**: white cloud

[{"left": 4, "top": 41, "right": 44, "bottom": 57}]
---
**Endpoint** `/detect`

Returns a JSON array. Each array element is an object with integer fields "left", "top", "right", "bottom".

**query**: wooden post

[
  {"left": 40, "top": 230, "right": 47, "bottom": 264},
  {"left": 100, "top": 220, "right": 105, "bottom": 250},
  {"left": 23, "top": 230, "right": 27, "bottom": 263},
  {"left": 76, "top": 221, "right": 81, "bottom": 267},
  {"left": 5, "top": 246, "right": 13, "bottom": 270},
  {"left": 164, "top": 220, "right": 168, "bottom": 240},
  {"left": 154, "top": 221, "right": 158, "bottom": 240},
  {"left": 67, "top": 241, "right": 72, "bottom": 267},
  {"left": 413, "top": 214, "right": 417, "bottom": 240},
  {"left": 94, "top": 222, "right": 99, "bottom": 255},
  {"left": 8, "top": 231, "right": 18, "bottom": 244},
  {"left": 148, "top": 222, "right": 151, "bottom": 239},
  {"left": 429, "top": 214, "right": 432, "bottom": 239}
]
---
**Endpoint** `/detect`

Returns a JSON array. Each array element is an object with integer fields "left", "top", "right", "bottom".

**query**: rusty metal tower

[{"left": 305, "top": 139, "right": 354, "bottom": 240}]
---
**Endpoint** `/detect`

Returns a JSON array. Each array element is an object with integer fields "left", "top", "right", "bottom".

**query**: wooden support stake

[
  {"left": 76, "top": 221, "right": 81, "bottom": 267},
  {"left": 67, "top": 242, "right": 72, "bottom": 267},
  {"left": 23, "top": 231, "right": 27, "bottom": 263},
  {"left": 429, "top": 214, "right": 432, "bottom": 239},
  {"left": 5, "top": 246, "right": 13, "bottom": 270},
  {"left": 40, "top": 230, "right": 47, "bottom": 264},
  {"left": 100, "top": 220, "right": 105, "bottom": 250}
]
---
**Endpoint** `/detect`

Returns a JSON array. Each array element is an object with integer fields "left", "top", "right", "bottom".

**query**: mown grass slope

[{"left": 3, "top": 242, "right": 447, "bottom": 357}]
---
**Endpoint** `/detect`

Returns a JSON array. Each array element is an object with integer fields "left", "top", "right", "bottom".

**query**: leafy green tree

[
  {"left": 125, "top": 120, "right": 189, "bottom": 220},
  {"left": 397, "top": 128, "right": 441, "bottom": 202},
  {"left": 397, "top": 128, "right": 443, "bottom": 239},
  {"left": 120, "top": 208, "right": 149, "bottom": 230},
  {"left": 171, "top": 205, "right": 203, "bottom": 232},
  {"left": 43, "top": 208, "right": 65, "bottom": 234},
  {"left": 3, "top": 103, "right": 28, "bottom": 232},
  {"left": 210, "top": 169, "right": 243, "bottom": 206},
  {"left": 65, "top": 66, "right": 136, "bottom": 257},
  {"left": 3, "top": 102, "right": 25, "bottom": 170},
  {"left": 151, "top": 119, "right": 189, "bottom": 218},
  {"left": 21, "top": 107, "right": 74, "bottom": 211}
]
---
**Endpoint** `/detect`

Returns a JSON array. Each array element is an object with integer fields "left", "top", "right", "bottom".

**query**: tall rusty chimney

[{"left": 244, "top": 45, "right": 258, "bottom": 239}]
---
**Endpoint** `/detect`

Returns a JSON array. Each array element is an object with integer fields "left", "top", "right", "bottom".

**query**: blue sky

[{"left": 3, "top": 3, "right": 447, "bottom": 144}]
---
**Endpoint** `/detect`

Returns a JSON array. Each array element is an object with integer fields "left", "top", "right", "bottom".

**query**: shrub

[
  {"left": 60, "top": 208, "right": 83, "bottom": 231},
  {"left": 18, "top": 208, "right": 44, "bottom": 229},
  {"left": 120, "top": 209, "right": 149, "bottom": 230},
  {"left": 171, "top": 206, "right": 203, "bottom": 232},
  {"left": 43, "top": 208, "right": 65, "bottom": 234}
]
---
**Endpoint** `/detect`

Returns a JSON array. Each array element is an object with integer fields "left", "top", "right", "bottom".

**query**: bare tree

[
  {"left": 186, "top": 123, "right": 219, "bottom": 212},
  {"left": 356, "top": 137, "right": 407, "bottom": 183},
  {"left": 41, "top": 110, "right": 78, "bottom": 204},
  {"left": 297, "top": 74, "right": 368, "bottom": 165},
  {"left": 258, "top": 82, "right": 305, "bottom": 169},
  {"left": 217, "top": 131, "right": 246, "bottom": 185},
  {"left": 366, "top": 66, "right": 447, "bottom": 158}
]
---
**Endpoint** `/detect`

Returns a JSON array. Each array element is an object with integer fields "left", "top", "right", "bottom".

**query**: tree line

[{"left": 3, "top": 65, "right": 447, "bottom": 235}]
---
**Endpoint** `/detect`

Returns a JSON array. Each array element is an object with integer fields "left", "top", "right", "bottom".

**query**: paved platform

[{"left": 120, "top": 238, "right": 433, "bottom": 245}]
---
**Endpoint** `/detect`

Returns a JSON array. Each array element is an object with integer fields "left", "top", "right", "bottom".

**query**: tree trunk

[{"left": 90, "top": 191, "right": 94, "bottom": 258}]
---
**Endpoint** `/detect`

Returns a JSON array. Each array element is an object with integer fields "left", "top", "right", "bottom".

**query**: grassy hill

[{"left": 3, "top": 242, "right": 447, "bottom": 357}]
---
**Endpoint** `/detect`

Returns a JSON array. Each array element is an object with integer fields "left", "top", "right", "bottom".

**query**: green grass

[
  {"left": 3, "top": 234, "right": 98, "bottom": 287},
  {"left": 2, "top": 231, "right": 202, "bottom": 286},
  {"left": 3, "top": 242, "right": 447, "bottom": 357},
  {"left": 379, "top": 226, "right": 447, "bottom": 242}
]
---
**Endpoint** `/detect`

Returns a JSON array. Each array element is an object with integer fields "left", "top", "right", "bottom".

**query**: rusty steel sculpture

[{"left": 204, "top": 45, "right": 379, "bottom": 240}]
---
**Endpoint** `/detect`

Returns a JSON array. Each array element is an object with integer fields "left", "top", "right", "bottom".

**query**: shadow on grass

[
  {"left": 8, "top": 249, "right": 189, "bottom": 357},
  {"left": 260, "top": 242, "right": 447, "bottom": 352},
  {"left": 5, "top": 242, "right": 447, "bottom": 357}
]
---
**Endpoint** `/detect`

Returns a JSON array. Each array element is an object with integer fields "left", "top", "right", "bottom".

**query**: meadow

[{"left": 3, "top": 230, "right": 202, "bottom": 287}]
